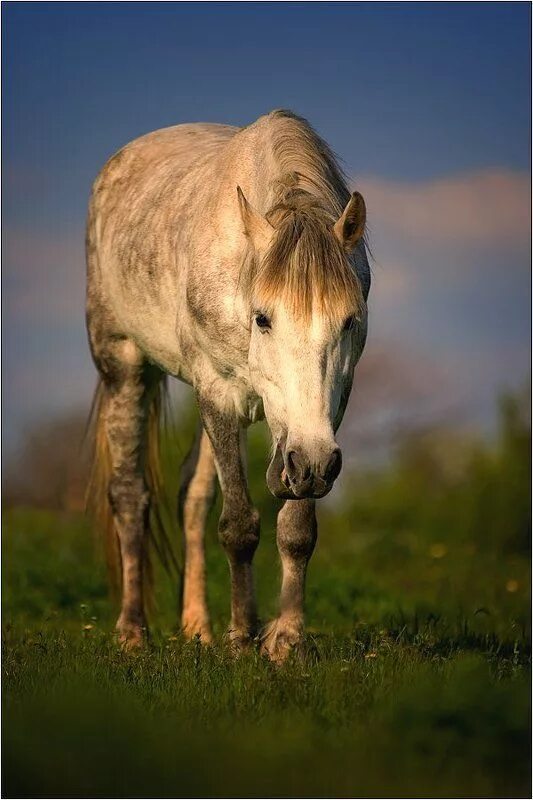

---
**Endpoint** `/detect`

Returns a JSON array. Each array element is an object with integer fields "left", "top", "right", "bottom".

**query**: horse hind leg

[
  {"left": 179, "top": 426, "right": 217, "bottom": 643},
  {"left": 92, "top": 337, "right": 161, "bottom": 647}
]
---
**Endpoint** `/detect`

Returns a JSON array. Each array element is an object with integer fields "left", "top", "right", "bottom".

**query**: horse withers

[{"left": 86, "top": 110, "right": 370, "bottom": 662}]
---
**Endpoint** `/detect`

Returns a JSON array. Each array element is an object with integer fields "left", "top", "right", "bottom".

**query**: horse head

[{"left": 238, "top": 185, "right": 368, "bottom": 499}]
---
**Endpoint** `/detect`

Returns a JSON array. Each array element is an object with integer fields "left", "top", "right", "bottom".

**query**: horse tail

[
  {"left": 85, "top": 379, "right": 120, "bottom": 593},
  {"left": 143, "top": 376, "right": 180, "bottom": 607},
  {"left": 85, "top": 375, "right": 179, "bottom": 608}
]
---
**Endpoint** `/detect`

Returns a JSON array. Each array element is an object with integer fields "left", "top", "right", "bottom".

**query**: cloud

[
  {"left": 357, "top": 169, "right": 530, "bottom": 250},
  {"left": 352, "top": 169, "right": 530, "bottom": 345},
  {"left": 346, "top": 168, "right": 530, "bottom": 445}
]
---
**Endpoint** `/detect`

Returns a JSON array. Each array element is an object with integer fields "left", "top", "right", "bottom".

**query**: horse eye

[
  {"left": 343, "top": 315, "right": 356, "bottom": 332},
  {"left": 255, "top": 313, "right": 271, "bottom": 330}
]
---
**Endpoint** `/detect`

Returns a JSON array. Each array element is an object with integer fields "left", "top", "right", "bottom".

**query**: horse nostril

[
  {"left": 285, "top": 448, "right": 311, "bottom": 485},
  {"left": 285, "top": 449, "right": 297, "bottom": 480},
  {"left": 324, "top": 449, "right": 342, "bottom": 484}
]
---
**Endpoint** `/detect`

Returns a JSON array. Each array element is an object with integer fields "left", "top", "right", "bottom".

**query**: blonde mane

[{"left": 247, "top": 111, "right": 365, "bottom": 323}]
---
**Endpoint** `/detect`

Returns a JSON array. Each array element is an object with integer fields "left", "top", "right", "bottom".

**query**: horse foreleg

[
  {"left": 198, "top": 399, "right": 260, "bottom": 650},
  {"left": 179, "top": 427, "right": 217, "bottom": 643},
  {"left": 260, "top": 499, "right": 317, "bottom": 663}
]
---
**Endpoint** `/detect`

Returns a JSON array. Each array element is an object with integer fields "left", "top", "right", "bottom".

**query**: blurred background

[{"left": 2, "top": 4, "right": 531, "bottom": 797}]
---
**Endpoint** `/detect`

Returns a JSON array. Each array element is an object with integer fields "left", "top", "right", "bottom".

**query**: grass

[
  {"left": 2, "top": 394, "right": 531, "bottom": 797},
  {"left": 3, "top": 629, "right": 529, "bottom": 799},
  {"left": 2, "top": 505, "right": 530, "bottom": 799}
]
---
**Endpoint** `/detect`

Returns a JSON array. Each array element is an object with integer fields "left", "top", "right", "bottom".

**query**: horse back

[{"left": 86, "top": 123, "right": 238, "bottom": 364}]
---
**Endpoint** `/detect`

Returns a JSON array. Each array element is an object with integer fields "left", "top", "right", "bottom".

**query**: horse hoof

[
  {"left": 259, "top": 618, "right": 302, "bottom": 664},
  {"left": 116, "top": 623, "right": 147, "bottom": 651}
]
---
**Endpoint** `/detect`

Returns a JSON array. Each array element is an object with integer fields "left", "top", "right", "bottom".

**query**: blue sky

[{"left": 2, "top": 2, "right": 531, "bottom": 453}]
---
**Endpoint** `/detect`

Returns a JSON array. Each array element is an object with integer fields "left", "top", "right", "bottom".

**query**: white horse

[{"left": 86, "top": 110, "right": 370, "bottom": 662}]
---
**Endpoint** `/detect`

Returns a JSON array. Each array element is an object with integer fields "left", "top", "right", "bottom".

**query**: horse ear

[
  {"left": 334, "top": 192, "right": 366, "bottom": 252},
  {"left": 237, "top": 187, "right": 274, "bottom": 252}
]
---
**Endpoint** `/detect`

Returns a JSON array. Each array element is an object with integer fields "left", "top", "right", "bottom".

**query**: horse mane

[
  {"left": 246, "top": 111, "right": 365, "bottom": 323},
  {"left": 267, "top": 109, "right": 351, "bottom": 214}
]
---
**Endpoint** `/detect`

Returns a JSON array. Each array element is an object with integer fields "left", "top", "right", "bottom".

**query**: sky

[{"left": 2, "top": 2, "right": 531, "bottom": 456}]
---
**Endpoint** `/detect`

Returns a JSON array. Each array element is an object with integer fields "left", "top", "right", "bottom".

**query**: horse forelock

[
  {"left": 237, "top": 112, "right": 365, "bottom": 324},
  {"left": 248, "top": 189, "right": 364, "bottom": 325}
]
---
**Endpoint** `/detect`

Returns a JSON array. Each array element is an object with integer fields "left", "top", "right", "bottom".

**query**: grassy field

[{"left": 3, "top": 394, "right": 531, "bottom": 798}]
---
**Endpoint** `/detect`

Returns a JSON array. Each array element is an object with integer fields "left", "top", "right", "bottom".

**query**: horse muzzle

[{"left": 266, "top": 442, "right": 342, "bottom": 500}]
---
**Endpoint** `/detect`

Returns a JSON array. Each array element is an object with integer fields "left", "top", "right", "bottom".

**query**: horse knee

[
  {"left": 219, "top": 505, "right": 260, "bottom": 561},
  {"left": 277, "top": 500, "right": 317, "bottom": 561}
]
